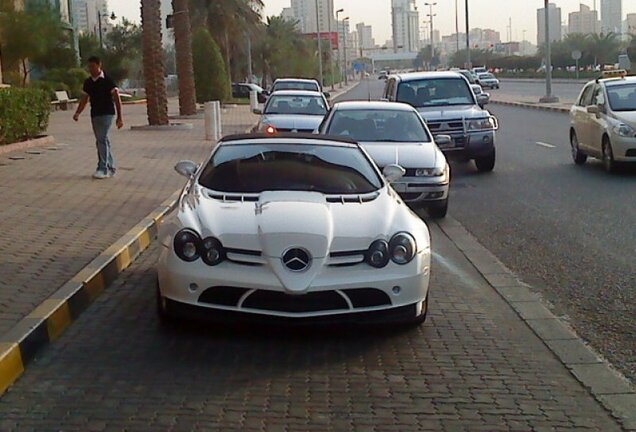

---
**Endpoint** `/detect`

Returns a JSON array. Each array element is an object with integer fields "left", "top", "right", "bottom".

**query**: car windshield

[
  {"left": 327, "top": 109, "right": 431, "bottom": 143},
  {"left": 198, "top": 144, "right": 382, "bottom": 194},
  {"left": 606, "top": 84, "right": 636, "bottom": 112},
  {"left": 397, "top": 78, "right": 475, "bottom": 107},
  {"left": 264, "top": 95, "right": 327, "bottom": 115},
  {"left": 480, "top": 74, "right": 495, "bottom": 80},
  {"left": 459, "top": 71, "right": 475, "bottom": 84},
  {"left": 272, "top": 82, "right": 320, "bottom": 92}
]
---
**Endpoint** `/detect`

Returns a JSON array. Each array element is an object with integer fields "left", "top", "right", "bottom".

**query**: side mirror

[
  {"left": 586, "top": 105, "right": 600, "bottom": 114},
  {"left": 435, "top": 135, "right": 452, "bottom": 147},
  {"left": 477, "top": 94, "right": 489, "bottom": 106},
  {"left": 175, "top": 160, "right": 198, "bottom": 178},
  {"left": 252, "top": 108, "right": 262, "bottom": 115},
  {"left": 323, "top": 92, "right": 331, "bottom": 99},
  {"left": 383, "top": 164, "right": 406, "bottom": 183}
]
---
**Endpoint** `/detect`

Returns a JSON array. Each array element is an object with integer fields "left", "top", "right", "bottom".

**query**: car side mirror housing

[
  {"left": 435, "top": 135, "right": 452, "bottom": 147},
  {"left": 586, "top": 105, "right": 600, "bottom": 114},
  {"left": 252, "top": 108, "right": 262, "bottom": 115},
  {"left": 477, "top": 94, "right": 489, "bottom": 106},
  {"left": 175, "top": 160, "right": 198, "bottom": 178},
  {"left": 383, "top": 164, "right": 406, "bottom": 183}
]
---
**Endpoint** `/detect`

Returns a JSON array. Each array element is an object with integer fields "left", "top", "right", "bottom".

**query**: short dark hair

[{"left": 87, "top": 56, "right": 101, "bottom": 65}]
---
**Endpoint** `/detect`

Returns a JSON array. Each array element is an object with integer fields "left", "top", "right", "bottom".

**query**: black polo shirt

[{"left": 83, "top": 73, "right": 117, "bottom": 118}]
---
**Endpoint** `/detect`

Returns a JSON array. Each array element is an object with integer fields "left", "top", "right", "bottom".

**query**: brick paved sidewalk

[{"left": 0, "top": 100, "right": 256, "bottom": 337}]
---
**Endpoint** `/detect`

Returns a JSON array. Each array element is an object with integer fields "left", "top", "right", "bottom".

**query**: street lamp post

[
  {"left": 343, "top": 17, "right": 350, "bottom": 86},
  {"left": 465, "top": 0, "right": 471, "bottom": 69},
  {"left": 540, "top": 0, "right": 559, "bottom": 103},
  {"left": 327, "top": 1, "right": 335, "bottom": 91},
  {"left": 315, "top": 0, "right": 324, "bottom": 87},
  {"left": 425, "top": 2, "right": 437, "bottom": 71},
  {"left": 336, "top": 9, "right": 344, "bottom": 88},
  {"left": 455, "top": 0, "right": 460, "bottom": 54},
  {"left": 97, "top": 10, "right": 116, "bottom": 49}
]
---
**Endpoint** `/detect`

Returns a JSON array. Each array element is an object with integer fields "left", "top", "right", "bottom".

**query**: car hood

[
  {"left": 168, "top": 186, "right": 427, "bottom": 293},
  {"left": 262, "top": 114, "right": 325, "bottom": 130},
  {"left": 416, "top": 104, "right": 487, "bottom": 121},
  {"left": 360, "top": 142, "right": 440, "bottom": 169},
  {"left": 613, "top": 111, "right": 636, "bottom": 127}
]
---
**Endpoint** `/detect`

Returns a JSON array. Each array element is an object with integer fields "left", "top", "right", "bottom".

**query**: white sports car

[{"left": 157, "top": 134, "right": 432, "bottom": 325}]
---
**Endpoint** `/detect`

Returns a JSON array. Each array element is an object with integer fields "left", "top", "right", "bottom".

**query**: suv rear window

[
  {"left": 397, "top": 78, "right": 475, "bottom": 108},
  {"left": 272, "top": 82, "right": 320, "bottom": 92}
]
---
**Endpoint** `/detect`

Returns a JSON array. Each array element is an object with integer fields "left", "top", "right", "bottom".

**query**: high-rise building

[
  {"left": 601, "top": 0, "right": 622, "bottom": 34},
  {"left": 626, "top": 13, "right": 636, "bottom": 35},
  {"left": 537, "top": 3, "right": 562, "bottom": 45},
  {"left": 391, "top": 0, "right": 419, "bottom": 53},
  {"left": 356, "top": 23, "right": 375, "bottom": 50},
  {"left": 289, "top": 0, "right": 335, "bottom": 35},
  {"left": 569, "top": 4, "right": 600, "bottom": 35},
  {"left": 71, "top": 0, "right": 112, "bottom": 36}
]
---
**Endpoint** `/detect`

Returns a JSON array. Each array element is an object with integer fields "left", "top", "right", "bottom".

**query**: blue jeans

[{"left": 91, "top": 115, "right": 115, "bottom": 172}]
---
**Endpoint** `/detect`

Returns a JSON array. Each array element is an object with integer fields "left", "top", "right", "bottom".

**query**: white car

[
  {"left": 319, "top": 101, "right": 451, "bottom": 218},
  {"left": 252, "top": 90, "right": 329, "bottom": 134},
  {"left": 477, "top": 73, "right": 500, "bottom": 89},
  {"left": 157, "top": 134, "right": 432, "bottom": 325},
  {"left": 569, "top": 72, "right": 636, "bottom": 172}
]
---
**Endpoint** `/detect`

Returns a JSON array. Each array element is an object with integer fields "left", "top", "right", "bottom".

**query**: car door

[
  {"left": 573, "top": 84, "right": 595, "bottom": 151},
  {"left": 587, "top": 84, "right": 609, "bottom": 157}
]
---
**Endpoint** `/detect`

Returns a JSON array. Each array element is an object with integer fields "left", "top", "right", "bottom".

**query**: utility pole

[
  {"left": 246, "top": 32, "right": 253, "bottom": 83},
  {"left": 425, "top": 2, "right": 437, "bottom": 70},
  {"left": 336, "top": 8, "right": 344, "bottom": 88},
  {"left": 315, "top": 0, "right": 323, "bottom": 87},
  {"left": 455, "top": 0, "right": 460, "bottom": 54},
  {"left": 98, "top": 10, "right": 103, "bottom": 48},
  {"left": 540, "top": 0, "right": 559, "bottom": 103},
  {"left": 343, "top": 17, "right": 350, "bottom": 85},
  {"left": 465, "top": 0, "right": 471, "bottom": 68},
  {"left": 327, "top": 0, "right": 335, "bottom": 91}
]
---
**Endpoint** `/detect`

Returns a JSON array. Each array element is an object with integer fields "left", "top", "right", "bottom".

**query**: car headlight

[
  {"left": 415, "top": 167, "right": 445, "bottom": 177},
  {"left": 201, "top": 237, "right": 225, "bottom": 266},
  {"left": 365, "top": 240, "right": 390, "bottom": 268},
  {"left": 173, "top": 229, "right": 201, "bottom": 262},
  {"left": 467, "top": 117, "right": 497, "bottom": 131},
  {"left": 614, "top": 123, "right": 636, "bottom": 137},
  {"left": 389, "top": 233, "right": 417, "bottom": 265}
]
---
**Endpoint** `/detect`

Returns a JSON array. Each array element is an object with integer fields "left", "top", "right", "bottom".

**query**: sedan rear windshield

[
  {"left": 326, "top": 109, "right": 431, "bottom": 143},
  {"left": 272, "top": 82, "right": 320, "bottom": 92},
  {"left": 479, "top": 74, "right": 495, "bottom": 80},
  {"left": 199, "top": 144, "right": 382, "bottom": 195},
  {"left": 397, "top": 78, "right": 475, "bottom": 107},
  {"left": 264, "top": 95, "right": 327, "bottom": 115},
  {"left": 607, "top": 84, "right": 636, "bottom": 112}
]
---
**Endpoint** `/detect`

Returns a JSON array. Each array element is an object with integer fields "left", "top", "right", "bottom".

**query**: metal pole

[
  {"left": 343, "top": 18, "right": 349, "bottom": 85},
  {"left": 465, "top": 0, "right": 471, "bottom": 68},
  {"left": 327, "top": 1, "right": 334, "bottom": 91},
  {"left": 455, "top": 0, "right": 460, "bottom": 54},
  {"left": 540, "top": 0, "right": 558, "bottom": 102},
  {"left": 98, "top": 10, "right": 103, "bottom": 49},
  {"left": 315, "top": 0, "right": 324, "bottom": 87},
  {"left": 336, "top": 9, "right": 343, "bottom": 88},
  {"left": 246, "top": 32, "right": 253, "bottom": 83}
]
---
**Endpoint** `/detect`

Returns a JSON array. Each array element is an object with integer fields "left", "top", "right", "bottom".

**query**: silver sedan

[{"left": 253, "top": 90, "right": 329, "bottom": 134}]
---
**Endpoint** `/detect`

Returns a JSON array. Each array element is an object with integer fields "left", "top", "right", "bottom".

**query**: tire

[
  {"left": 602, "top": 137, "right": 618, "bottom": 173},
  {"left": 570, "top": 131, "right": 587, "bottom": 165},
  {"left": 475, "top": 149, "right": 496, "bottom": 172},
  {"left": 428, "top": 198, "right": 448, "bottom": 219}
]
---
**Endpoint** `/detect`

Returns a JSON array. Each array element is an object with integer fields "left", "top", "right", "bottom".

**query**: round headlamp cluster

[
  {"left": 365, "top": 233, "right": 417, "bottom": 268},
  {"left": 173, "top": 229, "right": 225, "bottom": 266}
]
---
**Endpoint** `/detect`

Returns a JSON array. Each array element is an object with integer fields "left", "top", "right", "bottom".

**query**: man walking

[{"left": 73, "top": 56, "right": 124, "bottom": 179}]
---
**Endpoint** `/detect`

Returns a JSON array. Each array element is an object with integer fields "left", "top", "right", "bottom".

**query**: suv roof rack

[{"left": 220, "top": 132, "right": 358, "bottom": 145}]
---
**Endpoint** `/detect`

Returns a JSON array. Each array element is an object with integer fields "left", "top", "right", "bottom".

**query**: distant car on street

[
  {"left": 252, "top": 90, "right": 329, "bottom": 133},
  {"left": 383, "top": 71, "right": 498, "bottom": 172},
  {"left": 379, "top": 71, "right": 389, "bottom": 80},
  {"left": 471, "top": 84, "right": 490, "bottom": 106},
  {"left": 472, "top": 66, "right": 487, "bottom": 75},
  {"left": 319, "top": 101, "right": 451, "bottom": 218},
  {"left": 265, "top": 78, "right": 330, "bottom": 100},
  {"left": 476, "top": 73, "right": 500, "bottom": 89},
  {"left": 569, "top": 71, "right": 636, "bottom": 172},
  {"left": 157, "top": 134, "right": 432, "bottom": 325},
  {"left": 232, "top": 83, "right": 266, "bottom": 103}
]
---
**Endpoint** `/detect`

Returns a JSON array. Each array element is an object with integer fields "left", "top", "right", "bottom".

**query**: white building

[
  {"left": 356, "top": 23, "right": 375, "bottom": 50},
  {"left": 537, "top": 3, "right": 562, "bottom": 45},
  {"left": 626, "top": 13, "right": 636, "bottom": 35},
  {"left": 601, "top": 0, "right": 622, "bottom": 34},
  {"left": 288, "top": 0, "right": 335, "bottom": 34},
  {"left": 391, "top": 0, "right": 419, "bottom": 52},
  {"left": 71, "top": 0, "right": 112, "bottom": 36},
  {"left": 568, "top": 4, "right": 600, "bottom": 35}
]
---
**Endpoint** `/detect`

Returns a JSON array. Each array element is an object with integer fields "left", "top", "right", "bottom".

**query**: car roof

[
  {"left": 267, "top": 90, "right": 325, "bottom": 97},
  {"left": 333, "top": 101, "right": 417, "bottom": 112},
  {"left": 273, "top": 78, "right": 319, "bottom": 84},
  {"left": 391, "top": 71, "right": 465, "bottom": 81},
  {"left": 601, "top": 76, "right": 636, "bottom": 87},
  {"left": 219, "top": 133, "right": 358, "bottom": 148}
]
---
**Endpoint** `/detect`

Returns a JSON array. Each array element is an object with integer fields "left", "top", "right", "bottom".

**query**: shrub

[
  {"left": 192, "top": 28, "right": 229, "bottom": 103},
  {"left": 43, "top": 68, "right": 89, "bottom": 99},
  {"left": 0, "top": 88, "right": 51, "bottom": 145}
]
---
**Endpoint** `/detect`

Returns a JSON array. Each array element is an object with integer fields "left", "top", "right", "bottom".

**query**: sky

[{"left": 109, "top": 0, "right": 635, "bottom": 45}]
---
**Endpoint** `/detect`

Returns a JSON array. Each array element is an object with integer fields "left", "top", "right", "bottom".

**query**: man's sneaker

[
  {"left": 108, "top": 169, "right": 117, "bottom": 178},
  {"left": 93, "top": 170, "right": 108, "bottom": 179}
]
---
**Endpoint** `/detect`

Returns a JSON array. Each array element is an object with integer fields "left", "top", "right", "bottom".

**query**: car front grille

[{"left": 427, "top": 119, "right": 465, "bottom": 134}]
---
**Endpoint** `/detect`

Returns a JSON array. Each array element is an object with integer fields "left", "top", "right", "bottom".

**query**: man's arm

[
  {"left": 73, "top": 94, "right": 89, "bottom": 121},
  {"left": 112, "top": 88, "right": 123, "bottom": 129}
]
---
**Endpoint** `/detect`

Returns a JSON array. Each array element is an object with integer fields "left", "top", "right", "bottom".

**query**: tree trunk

[
  {"left": 224, "top": 29, "right": 232, "bottom": 95},
  {"left": 172, "top": 0, "right": 196, "bottom": 115},
  {"left": 141, "top": 0, "right": 169, "bottom": 125}
]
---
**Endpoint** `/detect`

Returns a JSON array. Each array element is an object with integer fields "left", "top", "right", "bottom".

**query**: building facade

[
  {"left": 288, "top": 0, "right": 335, "bottom": 35},
  {"left": 537, "top": 3, "right": 562, "bottom": 45},
  {"left": 391, "top": 0, "right": 419, "bottom": 52},
  {"left": 568, "top": 4, "right": 600, "bottom": 35},
  {"left": 626, "top": 13, "right": 636, "bottom": 35},
  {"left": 356, "top": 23, "right": 375, "bottom": 50},
  {"left": 601, "top": 0, "right": 622, "bottom": 34}
]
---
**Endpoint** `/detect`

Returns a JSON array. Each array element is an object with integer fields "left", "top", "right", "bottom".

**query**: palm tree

[
  {"left": 588, "top": 33, "right": 620, "bottom": 66},
  {"left": 141, "top": 0, "right": 168, "bottom": 125},
  {"left": 172, "top": 0, "right": 196, "bottom": 116}
]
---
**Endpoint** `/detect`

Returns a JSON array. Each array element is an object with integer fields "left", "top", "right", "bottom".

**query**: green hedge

[
  {"left": 192, "top": 28, "right": 229, "bottom": 103},
  {"left": 0, "top": 88, "right": 51, "bottom": 145}
]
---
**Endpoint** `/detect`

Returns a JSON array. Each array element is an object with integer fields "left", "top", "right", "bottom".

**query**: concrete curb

[
  {"left": 438, "top": 216, "right": 636, "bottom": 430},
  {"left": 491, "top": 99, "right": 571, "bottom": 113},
  {"left": 0, "top": 136, "right": 55, "bottom": 157},
  {"left": 0, "top": 190, "right": 181, "bottom": 397}
]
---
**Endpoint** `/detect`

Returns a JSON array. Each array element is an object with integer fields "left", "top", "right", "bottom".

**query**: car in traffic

[
  {"left": 157, "top": 134, "right": 432, "bottom": 325},
  {"left": 476, "top": 73, "right": 500, "bottom": 89},
  {"left": 569, "top": 71, "right": 636, "bottom": 172},
  {"left": 456, "top": 69, "right": 478, "bottom": 85},
  {"left": 379, "top": 71, "right": 389, "bottom": 80},
  {"left": 319, "top": 101, "right": 451, "bottom": 218},
  {"left": 471, "top": 84, "right": 490, "bottom": 106},
  {"left": 382, "top": 71, "right": 498, "bottom": 172},
  {"left": 232, "top": 82, "right": 267, "bottom": 103},
  {"left": 472, "top": 66, "right": 487, "bottom": 75},
  {"left": 265, "top": 78, "right": 331, "bottom": 100},
  {"left": 252, "top": 90, "right": 329, "bottom": 133}
]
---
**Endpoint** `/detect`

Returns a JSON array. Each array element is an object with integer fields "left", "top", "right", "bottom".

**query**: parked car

[
  {"left": 252, "top": 90, "right": 329, "bottom": 133},
  {"left": 476, "top": 73, "right": 500, "bottom": 89},
  {"left": 319, "top": 101, "right": 451, "bottom": 218},
  {"left": 157, "top": 134, "right": 432, "bottom": 325},
  {"left": 232, "top": 83, "right": 267, "bottom": 103},
  {"left": 382, "top": 71, "right": 498, "bottom": 172},
  {"left": 569, "top": 71, "right": 636, "bottom": 173}
]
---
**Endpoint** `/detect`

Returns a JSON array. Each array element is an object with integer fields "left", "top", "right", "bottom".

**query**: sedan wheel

[
  {"left": 602, "top": 139, "right": 618, "bottom": 173},
  {"left": 475, "top": 149, "right": 496, "bottom": 172},
  {"left": 428, "top": 199, "right": 448, "bottom": 219},
  {"left": 570, "top": 131, "right": 587, "bottom": 165}
]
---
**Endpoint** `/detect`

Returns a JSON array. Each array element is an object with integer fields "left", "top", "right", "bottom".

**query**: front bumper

[
  {"left": 435, "top": 131, "right": 495, "bottom": 159},
  {"left": 610, "top": 133, "right": 636, "bottom": 162},
  {"left": 391, "top": 177, "right": 449, "bottom": 204},
  {"left": 157, "top": 246, "right": 431, "bottom": 320}
]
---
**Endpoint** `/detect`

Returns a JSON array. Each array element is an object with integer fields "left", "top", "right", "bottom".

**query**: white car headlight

[
  {"left": 415, "top": 167, "right": 445, "bottom": 177},
  {"left": 614, "top": 123, "right": 636, "bottom": 137},
  {"left": 467, "top": 117, "right": 497, "bottom": 131}
]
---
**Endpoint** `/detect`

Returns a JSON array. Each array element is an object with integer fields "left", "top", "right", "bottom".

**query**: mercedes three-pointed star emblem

[{"left": 282, "top": 248, "right": 312, "bottom": 272}]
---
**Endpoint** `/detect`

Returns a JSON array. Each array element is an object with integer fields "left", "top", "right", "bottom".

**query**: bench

[{"left": 51, "top": 91, "right": 77, "bottom": 111}]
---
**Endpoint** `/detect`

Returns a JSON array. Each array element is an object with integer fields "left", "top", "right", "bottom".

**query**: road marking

[{"left": 536, "top": 141, "right": 556, "bottom": 148}]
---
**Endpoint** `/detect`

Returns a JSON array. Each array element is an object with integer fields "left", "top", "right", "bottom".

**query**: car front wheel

[
  {"left": 475, "top": 149, "right": 496, "bottom": 172},
  {"left": 602, "top": 138, "right": 618, "bottom": 173},
  {"left": 570, "top": 131, "right": 587, "bottom": 165},
  {"left": 428, "top": 199, "right": 448, "bottom": 219}
]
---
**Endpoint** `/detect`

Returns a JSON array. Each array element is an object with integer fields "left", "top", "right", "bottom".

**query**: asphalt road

[{"left": 338, "top": 79, "right": 635, "bottom": 384}]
